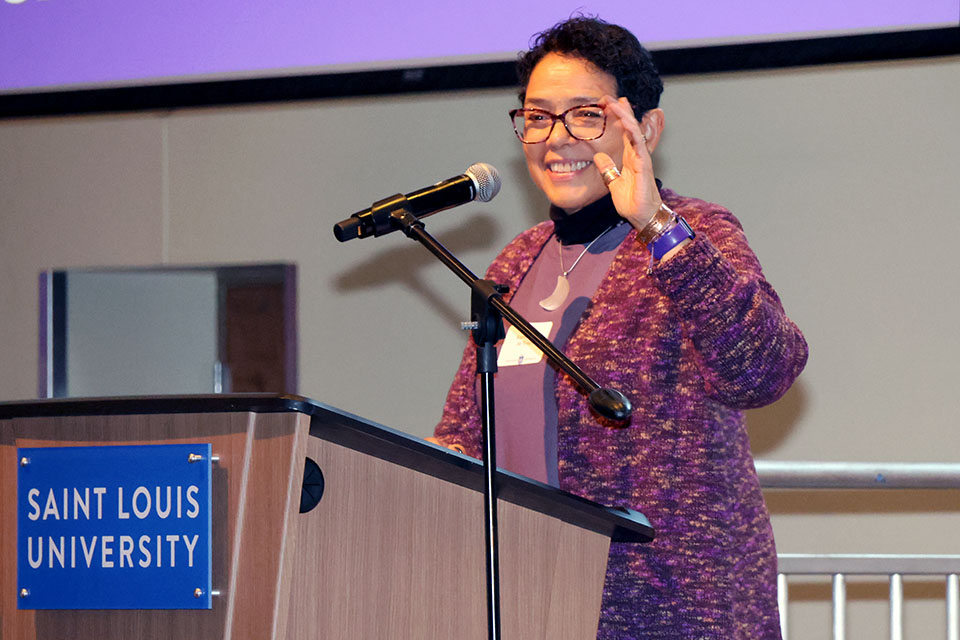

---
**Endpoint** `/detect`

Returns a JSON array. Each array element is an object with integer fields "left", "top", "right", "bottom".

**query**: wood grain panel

[
  {"left": 498, "top": 501, "right": 610, "bottom": 640},
  {"left": 279, "top": 437, "right": 610, "bottom": 640},
  {"left": 281, "top": 436, "right": 487, "bottom": 639}
]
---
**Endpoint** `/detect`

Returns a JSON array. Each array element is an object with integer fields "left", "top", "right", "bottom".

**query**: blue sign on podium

[{"left": 17, "top": 443, "right": 213, "bottom": 610}]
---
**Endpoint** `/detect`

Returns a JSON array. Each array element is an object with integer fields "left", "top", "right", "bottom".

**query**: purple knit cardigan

[{"left": 434, "top": 189, "right": 807, "bottom": 639}]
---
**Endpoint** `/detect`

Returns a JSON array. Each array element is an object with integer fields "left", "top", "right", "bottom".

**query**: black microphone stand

[{"left": 386, "top": 205, "right": 631, "bottom": 640}]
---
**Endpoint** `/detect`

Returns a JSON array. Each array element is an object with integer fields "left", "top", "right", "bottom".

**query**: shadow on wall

[
  {"left": 746, "top": 378, "right": 960, "bottom": 520},
  {"left": 746, "top": 380, "right": 809, "bottom": 455},
  {"left": 330, "top": 159, "right": 552, "bottom": 327},
  {"left": 508, "top": 155, "right": 551, "bottom": 230},
  {"left": 332, "top": 213, "right": 501, "bottom": 326}
]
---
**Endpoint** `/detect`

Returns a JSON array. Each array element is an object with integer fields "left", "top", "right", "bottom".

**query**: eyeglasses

[{"left": 509, "top": 104, "right": 607, "bottom": 144}]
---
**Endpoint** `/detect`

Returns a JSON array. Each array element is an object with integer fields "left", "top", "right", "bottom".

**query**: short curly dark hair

[{"left": 517, "top": 16, "right": 663, "bottom": 120}]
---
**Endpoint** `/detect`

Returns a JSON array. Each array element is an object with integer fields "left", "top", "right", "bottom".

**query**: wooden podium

[{"left": 1, "top": 395, "right": 652, "bottom": 640}]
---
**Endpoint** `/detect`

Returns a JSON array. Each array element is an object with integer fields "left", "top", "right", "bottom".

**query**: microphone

[{"left": 334, "top": 162, "right": 500, "bottom": 242}]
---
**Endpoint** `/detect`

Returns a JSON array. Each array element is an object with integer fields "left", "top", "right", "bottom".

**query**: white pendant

[{"left": 538, "top": 274, "right": 570, "bottom": 311}]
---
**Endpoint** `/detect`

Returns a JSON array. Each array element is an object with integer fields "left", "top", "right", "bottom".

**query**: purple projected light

[{"left": 1, "top": 0, "right": 957, "bottom": 93}]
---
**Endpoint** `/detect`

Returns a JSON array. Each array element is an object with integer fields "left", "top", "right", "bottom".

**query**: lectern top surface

[{"left": 1, "top": 393, "right": 654, "bottom": 543}]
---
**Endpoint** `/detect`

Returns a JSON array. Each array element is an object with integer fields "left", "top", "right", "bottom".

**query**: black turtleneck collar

[
  {"left": 549, "top": 179, "right": 663, "bottom": 245},
  {"left": 549, "top": 194, "right": 621, "bottom": 245}
]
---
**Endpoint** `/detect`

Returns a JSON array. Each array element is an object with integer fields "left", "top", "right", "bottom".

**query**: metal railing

[
  {"left": 755, "top": 461, "right": 960, "bottom": 640},
  {"left": 755, "top": 461, "right": 960, "bottom": 490}
]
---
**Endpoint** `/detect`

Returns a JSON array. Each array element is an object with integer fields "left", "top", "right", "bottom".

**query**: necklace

[{"left": 538, "top": 224, "right": 616, "bottom": 311}]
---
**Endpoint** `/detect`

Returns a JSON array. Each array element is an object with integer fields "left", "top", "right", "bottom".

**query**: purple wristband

[{"left": 649, "top": 216, "right": 695, "bottom": 260}]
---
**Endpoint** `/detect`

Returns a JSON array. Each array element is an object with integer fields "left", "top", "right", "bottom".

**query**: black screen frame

[{"left": 1, "top": 26, "right": 957, "bottom": 119}]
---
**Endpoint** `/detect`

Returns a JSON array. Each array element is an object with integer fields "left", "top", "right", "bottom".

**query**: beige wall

[{"left": 2, "top": 55, "right": 959, "bottom": 637}]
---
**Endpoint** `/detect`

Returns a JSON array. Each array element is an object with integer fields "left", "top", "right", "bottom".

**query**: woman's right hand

[{"left": 593, "top": 96, "right": 664, "bottom": 231}]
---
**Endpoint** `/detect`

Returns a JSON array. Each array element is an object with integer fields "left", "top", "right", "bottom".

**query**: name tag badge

[{"left": 497, "top": 322, "right": 553, "bottom": 367}]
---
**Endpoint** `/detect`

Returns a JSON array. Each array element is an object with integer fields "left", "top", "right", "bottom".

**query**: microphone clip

[{"left": 353, "top": 193, "right": 410, "bottom": 239}]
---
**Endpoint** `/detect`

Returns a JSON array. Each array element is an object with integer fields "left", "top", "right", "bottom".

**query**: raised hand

[{"left": 592, "top": 96, "right": 664, "bottom": 231}]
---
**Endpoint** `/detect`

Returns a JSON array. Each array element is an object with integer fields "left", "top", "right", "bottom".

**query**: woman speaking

[{"left": 433, "top": 16, "right": 807, "bottom": 639}]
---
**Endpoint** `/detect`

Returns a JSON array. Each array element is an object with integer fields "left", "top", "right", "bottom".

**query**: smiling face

[{"left": 521, "top": 53, "right": 625, "bottom": 214}]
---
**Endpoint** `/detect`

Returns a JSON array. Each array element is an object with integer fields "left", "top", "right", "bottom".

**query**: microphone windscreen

[{"left": 465, "top": 163, "right": 501, "bottom": 202}]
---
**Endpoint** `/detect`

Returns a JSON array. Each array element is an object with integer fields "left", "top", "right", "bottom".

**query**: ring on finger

[{"left": 600, "top": 166, "right": 621, "bottom": 187}]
